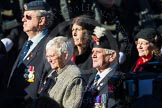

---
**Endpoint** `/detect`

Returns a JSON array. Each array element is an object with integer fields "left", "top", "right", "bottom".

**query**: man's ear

[
  {"left": 39, "top": 17, "right": 46, "bottom": 26},
  {"left": 109, "top": 51, "right": 117, "bottom": 62},
  {"left": 64, "top": 52, "right": 69, "bottom": 61}
]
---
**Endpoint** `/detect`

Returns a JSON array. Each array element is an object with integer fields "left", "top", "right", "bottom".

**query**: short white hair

[
  {"left": 34, "top": 9, "right": 54, "bottom": 28},
  {"left": 104, "top": 49, "right": 115, "bottom": 55},
  {"left": 46, "top": 36, "right": 74, "bottom": 61}
]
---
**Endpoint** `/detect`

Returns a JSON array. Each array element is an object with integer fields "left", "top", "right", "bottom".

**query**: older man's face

[
  {"left": 22, "top": 11, "right": 41, "bottom": 33},
  {"left": 92, "top": 48, "right": 111, "bottom": 71}
]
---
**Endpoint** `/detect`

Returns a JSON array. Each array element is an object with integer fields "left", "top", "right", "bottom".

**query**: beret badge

[
  {"left": 24, "top": 4, "right": 28, "bottom": 11},
  {"left": 92, "top": 26, "right": 106, "bottom": 45}
]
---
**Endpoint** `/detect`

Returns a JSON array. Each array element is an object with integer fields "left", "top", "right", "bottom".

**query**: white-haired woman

[{"left": 38, "top": 36, "right": 86, "bottom": 108}]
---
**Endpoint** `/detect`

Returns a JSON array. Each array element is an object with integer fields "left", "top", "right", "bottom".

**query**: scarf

[{"left": 133, "top": 54, "right": 152, "bottom": 72}]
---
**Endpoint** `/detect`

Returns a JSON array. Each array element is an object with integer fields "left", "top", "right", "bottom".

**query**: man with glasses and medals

[{"left": 0, "top": 1, "right": 53, "bottom": 108}]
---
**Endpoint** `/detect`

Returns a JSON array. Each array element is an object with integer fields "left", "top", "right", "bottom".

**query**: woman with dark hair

[{"left": 71, "top": 15, "right": 99, "bottom": 76}]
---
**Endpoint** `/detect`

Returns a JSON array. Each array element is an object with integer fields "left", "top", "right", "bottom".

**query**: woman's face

[
  {"left": 72, "top": 23, "right": 89, "bottom": 46},
  {"left": 136, "top": 38, "right": 152, "bottom": 57},
  {"left": 46, "top": 47, "right": 65, "bottom": 71}
]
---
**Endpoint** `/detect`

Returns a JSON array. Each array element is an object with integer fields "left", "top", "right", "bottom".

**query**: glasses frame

[{"left": 22, "top": 14, "right": 40, "bottom": 20}]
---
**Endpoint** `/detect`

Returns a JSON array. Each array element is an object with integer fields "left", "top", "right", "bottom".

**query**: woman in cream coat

[{"left": 38, "top": 36, "right": 86, "bottom": 108}]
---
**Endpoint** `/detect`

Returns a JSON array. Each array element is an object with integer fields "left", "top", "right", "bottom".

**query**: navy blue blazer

[
  {"left": 81, "top": 68, "right": 124, "bottom": 108},
  {"left": 5, "top": 35, "right": 51, "bottom": 106}
]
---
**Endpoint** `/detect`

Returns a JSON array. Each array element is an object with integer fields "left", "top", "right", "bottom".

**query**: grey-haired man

[{"left": 0, "top": 1, "right": 53, "bottom": 107}]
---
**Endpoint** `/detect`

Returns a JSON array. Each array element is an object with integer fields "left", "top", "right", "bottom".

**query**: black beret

[
  {"left": 91, "top": 26, "right": 111, "bottom": 49},
  {"left": 92, "top": 36, "right": 111, "bottom": 49},
  {"left": 135, "top": 28, "right": 157, "bottom": 43},
  {"left": 24, "top": 1, "right": 50, "bottom": 11}
]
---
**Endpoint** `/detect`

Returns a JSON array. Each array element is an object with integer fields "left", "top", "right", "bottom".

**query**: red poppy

[
  {"left": 92, "top": 35, "right": 99, "bottom": 43},
  {"left": 108, "top": 84, "right": 115, "bottom": 93}
]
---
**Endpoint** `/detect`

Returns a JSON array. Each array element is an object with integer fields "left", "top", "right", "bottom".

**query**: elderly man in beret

[
  {"left": 81, "top": 26, "right": 124, "bottom": 108},
  {"left": 0, "top": 1, "right": 53, "bottom": 107}
]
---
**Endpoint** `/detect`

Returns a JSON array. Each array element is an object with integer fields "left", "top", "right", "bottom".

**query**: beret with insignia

[{"left": 24, "top": 1, "right": 50, "bottom": 11}]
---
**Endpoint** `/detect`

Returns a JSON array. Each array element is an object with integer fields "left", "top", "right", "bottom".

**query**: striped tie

[
  {"left": 91, "top": 74, "right": 100, "bottom": 89},
  {"left": 17, "top": 40, "right": 33, "bottom": 67}
]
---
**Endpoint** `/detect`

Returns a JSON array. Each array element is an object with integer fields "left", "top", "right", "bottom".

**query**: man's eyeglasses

[{"left": 23, "top": 15, "right": 39, "bottom": 20}]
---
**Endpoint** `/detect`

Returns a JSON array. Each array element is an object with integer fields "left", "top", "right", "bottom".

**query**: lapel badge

[
  {"left": 27, "top": 57, "right": 30, "bottom": 60},
  {"left": 24, "top": 4, "right": 28, "bottom": 11},
  {"left": 27, "top": 53, "right": 34, "bottom": 60},
  {"left": 97, "top": 86, "right": 100, "bottom": 90},
  {"left": 100, "top": 82, "right": 103, "bottom": 86},
  {"left": 24, "top": 66, "right": 35, "bottom": 83}
]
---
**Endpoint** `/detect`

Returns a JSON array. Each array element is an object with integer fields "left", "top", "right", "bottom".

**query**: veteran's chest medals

[{"left": 24, "top": 66, "right": 35, "bottom": 83}]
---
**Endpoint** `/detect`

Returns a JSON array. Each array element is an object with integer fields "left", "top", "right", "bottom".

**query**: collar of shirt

[
  {"left": 24, "top": 29, "right": 48, "bottom": 59},
  {"left": 97, "top": 65, "right": 117, "bottom": 85},
  {"left": 30, "top": 29, "right": 48, "bottom": 45}
]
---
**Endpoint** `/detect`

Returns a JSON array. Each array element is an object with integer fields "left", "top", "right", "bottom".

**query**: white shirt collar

[
  {"left": 30, "top": 29, "right": 48, "bottom": 44},
  {"left": 24, "top": 29, "right": 48, "bottom": 59},
  {"left": 97, "top": 65, "right": 117, "bottom": 84}
]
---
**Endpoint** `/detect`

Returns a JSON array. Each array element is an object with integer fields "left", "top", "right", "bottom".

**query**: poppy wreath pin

[{"left": 92, "top": 26, "right": 106, "bottom": 45}]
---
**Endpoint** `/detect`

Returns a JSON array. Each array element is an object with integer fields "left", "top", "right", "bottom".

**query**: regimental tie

[
  {"left": 17, "top": 40, "right": 33, "bottom": 67},
  {"left": 91, "top": 74, "right": 100, "bottom": 90}
]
